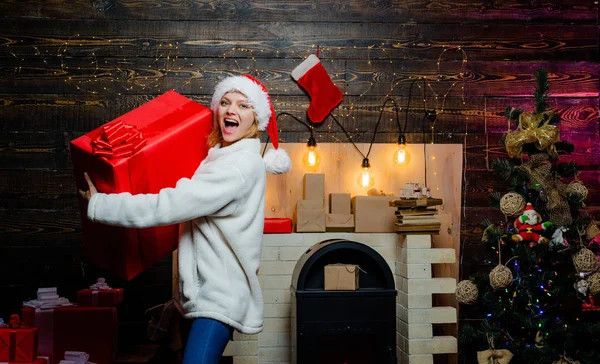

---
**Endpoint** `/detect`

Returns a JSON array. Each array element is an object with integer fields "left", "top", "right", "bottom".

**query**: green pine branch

[
  {"left": 492, "top": 158, "right": 515, "bottom": 180},
  {"left": 555, "top": 141, "right": 575, "bottom": 154},
  {"left": 554, "top": 162, "right": 579, "bottom": 178},
  {"left": 534, "top": 68, "right": 550, "bottom": 114},
  {"left": 505, "top": 107, "right": 524, "bottom": 121}
]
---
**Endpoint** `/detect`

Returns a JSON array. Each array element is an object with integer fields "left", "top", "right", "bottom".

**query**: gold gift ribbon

[
  {"left": 505, "top": 111, "right": 559, "bottom": 158},
  {"left": 477, "top": 348, "right": 513, "bottom": 364}
]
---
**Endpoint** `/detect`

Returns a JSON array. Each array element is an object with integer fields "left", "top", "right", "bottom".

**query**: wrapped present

[
  {"left": 57, "top": 351, "right": 95, "bottom": 364},
  {"left": 0, "top": 314, "right": 38, "bottom": 362},
  {"left": 0, "top": 358, "right": 48, "bottom": 364},
  {"left": 21, "top": 306, "right": 117, "bottom": 364},
  {"left": 70, "top": 90, "right": 213, "bottom": 280},
  {"left": 325, "top": 213, "right": 354, "bottom": 232},
  {"left": 263, "top": 218, "right": 293, "bottom": 234},
  {"left": 296, "top": 209, "right": 326, "bottom": 232},
  {"left": 76, "top": 279, "right": 124, "bottom": 307},
  {"left": 324, "top": 264, "right": 360, "bottom": 290},
  {"left": 352, "top": 196, "right": 398, "bottom": 233}
]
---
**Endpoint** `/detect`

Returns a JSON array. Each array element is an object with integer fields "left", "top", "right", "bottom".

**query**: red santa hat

[
  {"left": 211, "top": 75, "right": 291, "bottom": 174},
  {"left": 524, "top": 203, "right": 534, "bottom": 212}
]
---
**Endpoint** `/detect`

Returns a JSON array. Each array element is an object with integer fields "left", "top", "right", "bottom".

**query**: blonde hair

[{"left": 207, "top": 114, "right": 260, "bottom": 149}]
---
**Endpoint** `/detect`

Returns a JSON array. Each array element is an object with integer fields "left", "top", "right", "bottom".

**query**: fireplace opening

[{"left": 290, "top": 239, "right": 397, "bottom": 364}]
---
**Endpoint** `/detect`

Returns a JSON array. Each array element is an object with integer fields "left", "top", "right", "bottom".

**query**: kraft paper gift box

[
  {"left": 295, "top": 209, "right": 326, "bottom": 232},
  {"left": 21, "top": 306, "right": 118, "bottom": 364},
  {"left": 329, "top": 193, "right": 351, "bottom": 214},
  {"left": 352, "top": 196, "right": 398, "bottom": 233},
  {"left": 324, "top": 264, "right": 359, "bottom": 290},
  {"left": 325, "top": 213, "right": 354, "bottom": 232},
  {"left": 76, "top": 279, "right": 124, "bottom": 307},
  {"left": 70, "top": 90, "right": 213, "bottom": 281},
  {"left": 0, "top": 319, "right": 38, "bottom": 362},
  {"left": 296, "top": 199, "right": 324, "bottom": 211},
  {"left": 303, "top": 173, "right": 325, "bottom": 200}
]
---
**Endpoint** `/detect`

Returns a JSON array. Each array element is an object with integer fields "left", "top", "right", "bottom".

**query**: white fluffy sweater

[{"left": 87, "top": 138, "right": 267, "bottom": 334}]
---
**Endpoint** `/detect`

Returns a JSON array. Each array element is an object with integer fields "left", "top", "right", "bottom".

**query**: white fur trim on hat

[
  {"left": 263, "top": 148, "right": 292, "bottom": 174},
  {"left": 211, "top": 76, "right": 272, "bottom": 131}
]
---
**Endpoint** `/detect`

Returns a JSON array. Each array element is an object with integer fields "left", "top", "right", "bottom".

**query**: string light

[
  {"left": 275, "top": 112, "right": 321, "bottom": 171},
  {"left": 357, "top": 157, "right": 375, "bottom": 188}
]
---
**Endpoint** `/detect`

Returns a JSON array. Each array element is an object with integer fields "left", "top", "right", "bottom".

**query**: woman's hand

[{"left": 78, "top": 172, "right": 97, "bottom": 201}]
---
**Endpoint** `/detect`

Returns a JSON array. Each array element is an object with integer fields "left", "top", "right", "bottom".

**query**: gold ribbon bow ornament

[
  {"left": 505, "top": 111, "right": 560, "bottom": 158},
  {"left": 477, "top": 348, "right": 513, "bottom": 364},
  {"left": 477, "top": 339, "right": 513, "bottom": 364},
  {"left": 553, "top": 354, "right": 580, "bottom": 364}
]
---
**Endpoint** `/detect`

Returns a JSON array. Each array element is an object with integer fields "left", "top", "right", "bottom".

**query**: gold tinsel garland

[{"left": 518, "top": 153, "right": 571, "bottom": 226}]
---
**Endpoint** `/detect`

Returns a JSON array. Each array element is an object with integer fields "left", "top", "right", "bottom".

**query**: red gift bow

[
  {"left": 92, "top": 121, "right": 147, "bottom": 159},
  {"left": 7, "top": 314, "right": 27, "bottom": 329}
]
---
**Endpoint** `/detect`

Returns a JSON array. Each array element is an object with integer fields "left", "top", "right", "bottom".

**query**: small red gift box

[
  {"left": 76, "top": 288, "right": 124, "bottom": 307},
  {"left": 22, "top": 306, "right": 118, "bottom": 364},
  {"left": 0, "top": 322, "right": 38, "bottom": 362},
  {"left": 76, "top": 278, "right": 124, "bottom": 307},
  {"left": 70, "top": 90, "right": 213, "bottom": 280},
  {"left": 263, "top": 218, "right": 293, "bottom": 234}
]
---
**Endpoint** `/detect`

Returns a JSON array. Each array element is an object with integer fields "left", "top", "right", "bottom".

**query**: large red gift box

[
  {"left": 70, "top": 90, "right": 213, "bottom": 280},
  {"left": 0, "top": 326, "right": 38, "bottom": 362},
  {"left": 22, "top": 306, "right": 118, "bottom": 364}
]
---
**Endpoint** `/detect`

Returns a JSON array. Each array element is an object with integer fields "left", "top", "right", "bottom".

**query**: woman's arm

[{"left": 86, "top": 164, "right": 246, "bottom": 228}]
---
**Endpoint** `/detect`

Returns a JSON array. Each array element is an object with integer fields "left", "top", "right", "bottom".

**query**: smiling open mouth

[{"left": 224, "top": 119, "right": 239, "bottom": 127}]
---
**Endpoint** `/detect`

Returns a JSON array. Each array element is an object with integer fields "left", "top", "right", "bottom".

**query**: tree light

[
  {"left": 302, "top": 136, "right": 321, "bottom": 170},
  {"left": 357, "top": 158, "right": 375, "bottom": 188},
  {"left": 393, "top": 134, "right": 410, "bottom": 166}
]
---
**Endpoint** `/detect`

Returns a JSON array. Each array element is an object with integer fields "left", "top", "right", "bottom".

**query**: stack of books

[{"left": 389, "top": 198, "right": 443, "bottom": 234}]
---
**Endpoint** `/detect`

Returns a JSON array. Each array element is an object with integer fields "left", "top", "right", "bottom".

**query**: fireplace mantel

[{"left": 219, "top": 232, "right": 457, "bottom": 363}]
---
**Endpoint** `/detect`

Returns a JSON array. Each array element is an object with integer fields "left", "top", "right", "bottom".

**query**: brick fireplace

[{"left": 222, "top": 232, "right": 457, "bottom": 364}]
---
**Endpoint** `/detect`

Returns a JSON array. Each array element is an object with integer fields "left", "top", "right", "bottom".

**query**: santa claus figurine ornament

[{"left": 511, "top": 203, "right": 552, "bottom": 245}]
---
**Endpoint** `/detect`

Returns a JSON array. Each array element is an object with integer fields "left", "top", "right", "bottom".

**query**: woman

[{"left": 79, "top": 75, "right": 291, "bottom": 363}]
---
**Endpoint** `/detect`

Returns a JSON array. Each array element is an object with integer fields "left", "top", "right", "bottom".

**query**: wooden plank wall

[{"left": 1, "top": 0, "right": 598, "bottom": 359}]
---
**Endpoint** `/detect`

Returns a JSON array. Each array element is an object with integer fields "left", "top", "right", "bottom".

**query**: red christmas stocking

[{"left": 291, "top": 54, "right": 343, "bottom": 123}]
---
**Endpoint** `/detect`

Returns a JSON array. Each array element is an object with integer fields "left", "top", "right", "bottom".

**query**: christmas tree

[{"left": 458, "top": 69, "right": 600, "bottom": 364}]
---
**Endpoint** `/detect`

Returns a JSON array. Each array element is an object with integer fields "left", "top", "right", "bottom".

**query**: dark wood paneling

[
  {"left": 2, "top": 58, "right": 598, "bottom": 96},
  {"left": 1, "top": 20, "right": 596, "bottom": 61},
  {"left": 0, "top": 1, "right": 595, "bottom": 24},
  {"left": 0, "top": 94, "right": 483, "bottom": 133},
  {"left": 0, "top": 208, "right": 81, "bottom": 245},
  {"left": 0, "top": 169, "right": 78, "bottom": 210}
]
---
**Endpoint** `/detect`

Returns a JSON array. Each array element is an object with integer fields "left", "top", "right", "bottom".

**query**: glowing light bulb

[
  {"left": 393, "top": 135, "right": 410, "bottom": 166},
  {"left": 356, "top": 158, "right": 375, "bottom": 188},
  {"left": 302, "top": 137, "right": 320, "bottom": 170}
]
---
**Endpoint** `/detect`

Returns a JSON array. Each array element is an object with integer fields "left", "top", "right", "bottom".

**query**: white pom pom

[{"left": 263, "top": 148, "right": 292, "bottom": 174}]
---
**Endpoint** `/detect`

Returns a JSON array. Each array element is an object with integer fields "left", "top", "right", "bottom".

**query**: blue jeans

[{"left": 181, "top": 318, "right": 233, "bottom": 364}]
